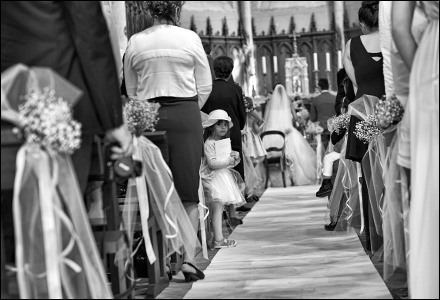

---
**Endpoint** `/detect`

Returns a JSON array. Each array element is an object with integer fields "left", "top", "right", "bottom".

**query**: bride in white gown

[{"left": 262, "top": 84, "right": 317, "bottom": 186}]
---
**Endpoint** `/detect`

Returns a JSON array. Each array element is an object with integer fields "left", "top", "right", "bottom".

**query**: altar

[{"left": 285, "top": 53, "right": 310, "bottom": 99}]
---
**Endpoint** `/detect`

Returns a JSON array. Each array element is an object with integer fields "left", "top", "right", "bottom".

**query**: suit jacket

[
  {"left": 201, "top": 79, "right": 246, "bottom": 151},
  {"left": 310, "top": 91, "right": 335, "bottom": 132},
  {"left": 1, "top": 1, "right": 122, "bottom": 135}
]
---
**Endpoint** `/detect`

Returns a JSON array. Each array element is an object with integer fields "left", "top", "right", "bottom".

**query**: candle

[
  {"left": 273, "top": 56, "right": 278, "bottom": 73},
  {"left": 326, "top": 52, "right": 331, "bottom": 71},
  {"left": 262, "top": 56, "right": 267, "bottom": 74},
  {"left": 313, "top": 53, "right": 318, "bottom": 70},
  {"left": 338, "top": 50, "right": 343, "bottom": 69}
]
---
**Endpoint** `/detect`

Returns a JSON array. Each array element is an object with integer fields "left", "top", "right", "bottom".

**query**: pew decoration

[
  {"left": 18, "top": 87, "right": 82, "bottom": 154},
  {"left": 354, "top": 114, "right": 384, "bottom": 144},
  {"left": 375, "top": 94, "right": 405, "bottom": 130},
  {"left": 330, "top": 113, "right": 350, "bottom": 134},
  {"left": 120, "top": 116, "right": 202, "bottom": 267},
  {"left": 123, "top": 98, "right": 160, "bottom": 136},
  {"left": 1, "top": 64, "right": 112, "bottom": 299}
]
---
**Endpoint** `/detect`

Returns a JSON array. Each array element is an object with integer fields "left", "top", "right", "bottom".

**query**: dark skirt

[{"left": 150, "top": 96, "right": 203, "bottom": 203}]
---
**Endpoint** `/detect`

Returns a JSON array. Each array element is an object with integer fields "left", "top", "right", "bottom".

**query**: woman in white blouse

[{"left": 124, "top": 1, "right": 212, "bottom": 282}]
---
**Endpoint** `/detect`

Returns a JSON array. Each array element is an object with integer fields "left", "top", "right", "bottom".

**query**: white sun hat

[{"left": 202, "top": 109, "right": 234, "bottom": 129}]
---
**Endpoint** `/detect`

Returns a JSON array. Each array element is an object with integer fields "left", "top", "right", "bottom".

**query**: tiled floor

[{"left": 155, "top": 185, "right": 394, "bottom": 299}]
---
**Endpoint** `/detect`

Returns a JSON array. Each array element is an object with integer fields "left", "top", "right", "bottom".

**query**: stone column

[
  {"left": 239, "top": 1, "right": 257, "bottom": 96},
  {"left": 334, "top": 1, "right": 345, "bottom": 51},
  {"left": 112, "top": 1, "right": 128, "bottom": 52}
]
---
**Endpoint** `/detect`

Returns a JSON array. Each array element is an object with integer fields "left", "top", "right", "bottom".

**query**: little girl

[{"left": 201, "top": 110, "right": 246, "bottom": 249}]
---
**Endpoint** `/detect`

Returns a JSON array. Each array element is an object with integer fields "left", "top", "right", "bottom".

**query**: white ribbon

[
  {"left": 138, "top": 136, "right": 180, "bottom": 240},
  {"left": 133, "top": 136, "right": 157, "bottom": 264},
  {"left": 198, "top": 171, "right": 209, "bottom": 260}
]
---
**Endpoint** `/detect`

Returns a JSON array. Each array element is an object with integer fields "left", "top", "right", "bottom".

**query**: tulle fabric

[
  {"left": 327, "top": 134, "right": 360, "bottom": 231},
  {"left": 13, "top": 146, "right": 112, "bottom": 299},
  {"left": 242, "top": 145, "right": 264, "bottom": 196},
  {"left": 2, "top": 63, "right": 110, "bottom": 298},
  {"left": 327, "top": 95, "right": 385, "bottom": 254},
  {"left": 262, "top": 84, "right": 317, "bottom": 186},
  {"left": 1, "top": 64, "right": 82, "bottom": 127},
  {"left": 406, "top": 8, "right": 439, "bottom": 298},
  {"left": 379, "top": 125, "right": 409, "bottom": 282},
  {"left": 119, "top": 136, "right": 200, "bottom": 265},
  {"left": 242, "top": 117, "right": 267, "bottom": 160},
  {"left": 201, "top": 167, "right": 246, "bottom": 207}
]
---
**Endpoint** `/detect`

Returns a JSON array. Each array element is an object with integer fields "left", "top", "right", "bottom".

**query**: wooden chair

[
  {"left": 260, "top": 130, "right": 288, "bottom": 188},
  {"left": 142, "top": 131, "right": 183, "bottom": 276},
  {"left": 1, "top": 121, "right": 24, "bottom": 298},
  {"left": 88, "top": 137, "right": 137, "bottom": 299}
]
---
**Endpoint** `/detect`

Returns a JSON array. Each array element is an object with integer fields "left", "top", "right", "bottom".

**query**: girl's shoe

[
  {"left": 182, "top": 262, "right": 205, "bottom": 283},
  {"left": 212, "top": 238, "right": 237, "bottom": 249}
]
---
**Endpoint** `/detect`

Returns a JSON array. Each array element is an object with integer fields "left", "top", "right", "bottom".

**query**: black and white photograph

[{"left": 1, "top": 1, "right": 438, "bottom": 299}]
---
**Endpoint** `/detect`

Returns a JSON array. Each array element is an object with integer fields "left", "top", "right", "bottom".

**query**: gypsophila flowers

[
  {"left": 330, "top": 113, "right": 350, "bottom": 134},
  {"left": 375, "top": 95, "right": 405, "bottom": 129},
  {"left": 123, "top": 100, "right": 160, "bottom": 136},
  {"left": 18, "top": 87, "right": 82, "bottom": 154},
  {"left": 354, "top": 115, "right": 384, "bottom": 144}
]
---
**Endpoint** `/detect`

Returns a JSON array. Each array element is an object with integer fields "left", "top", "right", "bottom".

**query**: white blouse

[{"left": 124, "top": 25, "right": 212, "bottom": 108}]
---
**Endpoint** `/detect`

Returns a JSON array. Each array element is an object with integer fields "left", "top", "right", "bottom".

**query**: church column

[
  {"left": 239, "top": 1, "right": 257, "bottom": 96},
  {"left": 334, "top": 1, "right": 345, "bottom": 52}
]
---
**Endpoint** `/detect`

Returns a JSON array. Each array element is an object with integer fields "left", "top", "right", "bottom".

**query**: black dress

[{"left": 345, "top": 36, "right": 385, "bottom": 162}]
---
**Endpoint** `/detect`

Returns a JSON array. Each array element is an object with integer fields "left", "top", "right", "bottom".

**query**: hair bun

[{"left": 362, "top": 1, "right": 379, "bottom": 11}]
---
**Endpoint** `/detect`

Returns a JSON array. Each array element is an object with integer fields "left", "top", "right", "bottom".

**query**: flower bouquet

[
  {"left": 330, "top": 113, "right": 350, "bottom": 134},
  {"left": 354, "top": 115, "right": 384, "bottom": 144},
  {"left": 123, "top": 99, "right": 160, "bottom": 136},
  {"left": 375, "top": 94, "right": 405, "bottom": 130},
  {"left": 19, "top": 87, "right": 82, "bottom": 154}
]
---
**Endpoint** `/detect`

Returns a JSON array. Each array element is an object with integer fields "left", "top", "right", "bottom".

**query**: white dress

[
  {"left": 262, "top": 85, "right": 317, "bottom": 186},
  {"left": 406, "top": 2, "right": 439, "bottom": 298},
  {"left": 201, "top": 139, "right": 246, "bottom": 206}
]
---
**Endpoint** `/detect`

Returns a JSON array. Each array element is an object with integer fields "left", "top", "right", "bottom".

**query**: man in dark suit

[
  {"left": 201, "top": 56, "right": 247, "bottom": 223},
  {"left": 310, "top": 78, "right": 335, "bottom": 149},
  {"left": 310, "top": 78, "right": 335, "bottom": 148},
  {"left": 1, "top": 1, "right": 133, "bottom": 194},
  {"left": 334, "top": 68, "right": 355, "bottom": 116}
]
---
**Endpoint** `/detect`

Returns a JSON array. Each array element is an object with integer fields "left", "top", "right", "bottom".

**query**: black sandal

[{"left": 182, "top": 262, "right": 205, "bottom": 280}]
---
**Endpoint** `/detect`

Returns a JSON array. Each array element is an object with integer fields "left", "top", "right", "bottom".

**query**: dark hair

[
  {"left": 294, "top": 96, "right": 301, "bottom": 101},
  {"left": 272, "top": 82, "right": 283, "bottom": 91},
  {"left": 358, "top": 1, "right": 379, "bottom": 29},
  {"left": 204, "top": 120, "right": 230, "bottom": 140},
  {"left": 202, "top": 42, "right": 211, "bottom": 55},
  {"left": 145, "top": 1, "right": 185, "bottom": 26},
  {"left": 214, "top": 56, "right": 234, "bottom": 79},
  {"left": 318, "top": 78, "right": 329, "bottom": 90}
]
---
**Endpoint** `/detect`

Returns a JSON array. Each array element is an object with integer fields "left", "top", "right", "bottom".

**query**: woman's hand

[{"left": 228, "top": 157, "right": 236, "bottom": 166}]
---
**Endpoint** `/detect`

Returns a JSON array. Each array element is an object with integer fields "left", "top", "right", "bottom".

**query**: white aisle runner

[{"left": 184, "top": 185, "right": 392, "bottom": 299}]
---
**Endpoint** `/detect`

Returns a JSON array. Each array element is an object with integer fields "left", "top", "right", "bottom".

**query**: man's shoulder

[{"left": 314, "top": 92, "right": 334, "bottom": 102}]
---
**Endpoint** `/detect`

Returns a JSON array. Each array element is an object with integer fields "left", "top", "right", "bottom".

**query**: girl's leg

[{"left": 210, "top": 201, "right": 224, "bottom": 242}]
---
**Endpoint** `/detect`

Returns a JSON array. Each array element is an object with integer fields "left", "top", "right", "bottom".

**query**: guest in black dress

[{"left": 343, "top": 1, "right": 385, "bottom": 252}]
